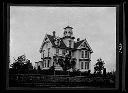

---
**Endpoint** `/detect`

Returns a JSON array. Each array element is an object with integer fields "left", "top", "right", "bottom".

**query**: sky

[{"left": 10, "top": 6, "right": 116, "bottom": 73}]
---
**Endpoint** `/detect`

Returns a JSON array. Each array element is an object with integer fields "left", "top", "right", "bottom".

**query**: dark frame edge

[{"left": 3, "top": 1, "right": 125, "bottom": 92}]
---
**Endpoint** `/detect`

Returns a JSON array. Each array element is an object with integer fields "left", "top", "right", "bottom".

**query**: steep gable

[
  {"left": 77, "top": 39, "right": 93, "bottom": 53},
  {"left": 74, "top": 40, "right": 84, "bottom": 49},
  {"left": 40, "top": 34, "right": 93, "bottom": 53},
  {"left": 39, "top": 34, "right": 51, "bottom": 53},
  {"left": 40, "top": 34, "right": 67, "bottom": 53}
]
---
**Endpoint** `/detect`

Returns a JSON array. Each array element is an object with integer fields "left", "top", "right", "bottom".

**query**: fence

[{"left": 9, "top": 74, "right": 115, "bottom": 88}]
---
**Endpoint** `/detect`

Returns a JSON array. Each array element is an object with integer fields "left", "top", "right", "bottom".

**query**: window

[
  {"left": 85, "top": 51, "right": 88, "bottom": 58},
  {"left": 56, "top": 48, "right": 59, "bottom": 54},
  {"left": 42, "top": 61, "right": 44, "bottom": 68},
  {"left": 57, "top": 39, "right": 60, "bottom": 45},
  {"left": 85, "top": 62, "right": 89, "bottom": 69},
  {"left": 81, "top": 50, "right": 89, "bottom": 58},
  {"left": 48, "top": 48, "right": 50, "bottom": 57},
  {"left": 81, "top": 62, "right": 84, "bottom": 69},
  {"left": 47, "top": 60, "right": 50, "bottom": 67},
  {"left": 87, "top": 62, "right": 89, "bottom": 69},
  {"left": 44, "top": 60, "right": 46, "bottom": 67},
  {"left": 69, "top": 51, "right": 72, "bottom": 56},
  {"left": 69, "top": 40, "right": 71, "bottom": 48},
  {"left": 81, "top": 51, "right": 84, "bottom": 58},
  {"left": 85, "top": 62, "right": 87, "bottom": 69}
]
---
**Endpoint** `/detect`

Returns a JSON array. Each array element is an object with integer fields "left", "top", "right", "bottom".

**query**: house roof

[
  {"left": 74, "top": 40, "right": 84, "bottom": 49},
  {"left": 40, "top": 34, "right": 93, "bottom": 52}
]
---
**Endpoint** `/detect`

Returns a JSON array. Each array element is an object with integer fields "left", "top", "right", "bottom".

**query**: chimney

[
  {"left": 77, "top": 38, "right": 80, "bottom": 42},
  {"left": 53, "top": 31, "right": 56, "bottom": 37}
]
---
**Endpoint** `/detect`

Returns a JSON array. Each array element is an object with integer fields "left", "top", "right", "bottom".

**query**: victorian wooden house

[{"left": 35, "top": 26, "right": 93, "bottom": 72}]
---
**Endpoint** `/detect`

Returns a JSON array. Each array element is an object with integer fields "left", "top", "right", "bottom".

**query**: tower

[
  {"left": 63, "top": 26, "right": 73, "bottom": 37},
  {"left": 62, "top": 26, "right": 75, "bottom": 49}
]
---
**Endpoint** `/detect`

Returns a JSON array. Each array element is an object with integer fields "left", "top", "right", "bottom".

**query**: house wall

[
  {"left": 39, "top": 33, "right": 92, "bottom": 72},
  {"left": 63, "top": 38, "right": 74, "bottom": 48},
  {"left": 73, "top": 50, "right": 91, "bottom": 71},
  {"left": 73, "top": 50, "right": 81, "bottom": 69}
]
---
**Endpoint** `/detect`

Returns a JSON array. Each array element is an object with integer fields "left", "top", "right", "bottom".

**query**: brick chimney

[{"left": 53, "top": 31, "right": 56, "bottom": 37}]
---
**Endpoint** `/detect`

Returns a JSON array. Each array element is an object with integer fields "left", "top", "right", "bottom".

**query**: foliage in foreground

[{"left": 9, "top": 55, "right": 33, "bottom": 74}]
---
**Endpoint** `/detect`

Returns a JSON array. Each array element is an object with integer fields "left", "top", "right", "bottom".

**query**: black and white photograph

[{"left": 9, "top": 6, "right": 117, "bottom": 89}]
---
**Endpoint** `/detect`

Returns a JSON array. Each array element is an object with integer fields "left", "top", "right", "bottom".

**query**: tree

[
  {"left": 94, "top": 58, "right": 105, "bottom": 75},
  {"left": 10, "top": 55, "right": 33, "bottom": 74},
  {"left": 58, "top": 54, "right": 76, "bottom": 72}
]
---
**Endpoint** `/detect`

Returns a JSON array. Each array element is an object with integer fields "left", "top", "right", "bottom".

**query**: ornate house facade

[{"left": 35, "top": 26, "right": 93, "bottom": 72}]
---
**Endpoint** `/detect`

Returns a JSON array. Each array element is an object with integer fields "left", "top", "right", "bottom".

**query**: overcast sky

[{"left": 10, "top": 6, "right": 116, "bottom": 73}]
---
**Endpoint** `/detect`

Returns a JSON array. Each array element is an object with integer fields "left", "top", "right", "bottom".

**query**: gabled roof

[
  {"left": 44, "top": 34, "right": 67, "bottom": 49},
  {"left": 47, "top": 34, "right": 56, "bottom": 46},
  {"left": 77, "top": 39, "right": 93, "bottom": 53},
  {"left": 40, "top": 34, "right": 93, "bottom": 53},
  {"left": 74, "top": 40, "right": 84, "bottom": 49}
]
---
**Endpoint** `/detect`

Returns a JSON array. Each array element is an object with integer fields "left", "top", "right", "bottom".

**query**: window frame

[
  {"left": 85, "top": 62, "right": 89, "bottom": 69},
  {"left": 47, "top": 60, "right": 50, "bottom": 67},
  {"left": 48, "top": 48, "right": 50, "bottom": 57},
  {"left": 44, "top": 60, "right": 46, "bottom": 67},
  {"left": 85, "top": 51, "right": 89, "bottom": 58},
  {"left": 81, "top": 61, "right": 84, "bottom": 69},
  {"left": 81, "top": 50, "right": 84, "bottom": 58},
  {"left": 81, "top": 50, "right": 89, "bottom": 58}
]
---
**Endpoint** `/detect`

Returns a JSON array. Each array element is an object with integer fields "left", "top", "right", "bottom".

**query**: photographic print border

[{"left": 2, "top": 0, "right": 126, "bottom": 92}]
